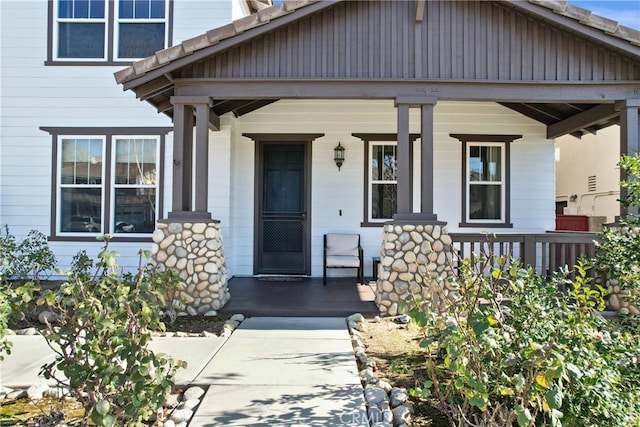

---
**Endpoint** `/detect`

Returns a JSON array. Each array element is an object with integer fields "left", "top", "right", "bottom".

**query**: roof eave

[
  {"left": 115, "top": 0, "right": 340, "bottom": 89},
  {"left": 506, "top": 0, "right": 640, "bottom": 57}
]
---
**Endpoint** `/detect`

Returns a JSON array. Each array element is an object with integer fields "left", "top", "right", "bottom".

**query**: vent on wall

[{"left": 588, "top": 175, "right": 597, "bottom": 192}]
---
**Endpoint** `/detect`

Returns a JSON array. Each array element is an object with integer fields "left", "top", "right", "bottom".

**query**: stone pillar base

[
  {"left": 152, "top": 220, "right": 229, "bottom": 316},
  {"left": 376, "top": 221, "right": 456, "bottom": 316}
]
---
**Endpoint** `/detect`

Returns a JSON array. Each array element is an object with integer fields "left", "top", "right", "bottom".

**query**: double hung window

[
  {"left": 43, "top": 127, "right": 171, "bottom": 240},
  {"left": 355, "top": 133, "right": 419, "bottom": 226},
  {"left": 51, "top": 0, "right": 171, "bottom": 63},
  {"left": 451, "top": 134, "right": 520, "bottom": 227},
  {"left": 370, "top": 143, "right": 398, "bottom": 222}
]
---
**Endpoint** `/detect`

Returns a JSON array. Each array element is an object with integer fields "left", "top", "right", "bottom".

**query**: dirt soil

[{"left": 359, "top": 316, "right": 451, "bottom": 427}]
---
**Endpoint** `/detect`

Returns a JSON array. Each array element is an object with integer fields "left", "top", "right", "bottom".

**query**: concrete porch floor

[{"left": 218, "top": 277, "right": 379, "bottom": 317}]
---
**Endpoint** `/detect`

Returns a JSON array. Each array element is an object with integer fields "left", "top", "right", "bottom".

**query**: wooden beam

[
  {"left": 175, "top": 79, "right": 640, "bottom": 102},
  {"left": 135, "top": 77, "right": 173, "bottom": 101},
  {"left": 208, "top": 109, "right": 220, "bottom": 131},
  {"left": 546, "top": 103, "right": 618, "bottom": 139},
  {"left": 415, "top": 0, "right": 425, "bottom": 22}
]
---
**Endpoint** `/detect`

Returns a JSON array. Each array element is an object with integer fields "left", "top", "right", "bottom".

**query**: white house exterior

[
  {"left": 2, "top": 0, "right": 639, "bottom": 309},
  {"left": 0, "top": 0, "right": 236, "bottom": 273},
  {"left": 556, "top": 125, "right": 621, "bottom": 224}
]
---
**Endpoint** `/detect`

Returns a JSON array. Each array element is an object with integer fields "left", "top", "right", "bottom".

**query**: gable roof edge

[
  {"left": 512, "top": 0, "right": 640, "bottom": 53},
  {"left": 115, "top": 0, "right": 338, "bottom": 87}
]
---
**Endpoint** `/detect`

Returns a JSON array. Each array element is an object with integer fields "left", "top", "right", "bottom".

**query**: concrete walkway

[{"left": 1, "top": 317, "right": 367, "bottom": 426}]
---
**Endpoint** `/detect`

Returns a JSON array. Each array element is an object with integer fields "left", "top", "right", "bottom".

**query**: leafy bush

[
  {"left": 0, "top": 226, "right": 57, "bottom": 359},
  {"left": 596, "top": 153, "right": 640, "bottom": 307},
  {"left": 28, "top": 239, "right": 187, "bottom": 426},
  {"left": 0, "top": 225, "right": 56, "bottom": 283},
  {"left": 407, "top": 253, "right": 640, "bottom": 427}
]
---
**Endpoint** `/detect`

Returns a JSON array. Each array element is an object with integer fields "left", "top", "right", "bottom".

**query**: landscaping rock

[
  {"left": 392, "top": 405, "right": 412, "bottom": 426},
  {"left": 183, "top": 386, "right": 205, "bottom": 401},
  {"left": 230, "top": 313, "right": 245, "bottom": 322},
  {"left": 38, "top": 310, "right": 60, "bottom": 325},
  {"left": 6, "top": 389, "right": 27, "bottom": 400},
  {"left": 347, "top": 313, "right": 365, "bottom": 323},
  {"left": 390, "top": 387, "right": 408, "bottom": 407},
  {"left": 364, "top": 387, "right": 388, "bottom": 405},
  {"left": 164, "top": 393, "right": 181, "bottom": 409},
  {"left": 182, "top": 398, "right": 200, "bottom": 410},
  {"left": 170, "top": 408, "right": 193, "bottom": 423},
  {"left": 368, "top": 406, "right": 384, "bottom": 423}
]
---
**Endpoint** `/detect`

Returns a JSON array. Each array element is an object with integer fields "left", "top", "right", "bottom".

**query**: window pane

[
  {"left": 371, "top": 145, "right": 396, "bottom": 181},
  {"left": 134, "top": 0, "right": 150, "bottom": 18},
  {"left": 59, "top": 0, "right": 73, "bottom": 18},
  {"left": 61, "top": 139, "right": 103, "bottom": 185},
  {"left": 119, "top": 0, "right": 134, "bottom": 18},
  {"left": 58, "top": 23, "right": 105, "bottom": 58},
  {"left": 60, "top": 188, "right": 102, "bottom": 232},
  {"left": 89, "top": 0, "right": 105, "bottom": 18},
  {"left": 74, "top": 0, "right": 89, "bottom": 18},
  {"left": 114, "top": 188, "right": 156, "bottom": 233},
  {"left": 470, "top": 146, "right": 501, "bottom": 182},
  {"left": 469, "top": 184, "right": 501, "bottom": 220},
  {"left": 114, "top": 138, "right": 157, "bottom": 185},
  {"left": 150, "top": 0, "right": 165, "bottom": 18},
  {"left": 118, "top": 23, "right": 165, "bottom": 58},
  {"left": 372, "top": 183, "right": 397, "bottom": 219}
]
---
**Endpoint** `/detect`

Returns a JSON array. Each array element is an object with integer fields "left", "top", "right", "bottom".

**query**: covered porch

[{"left": 114, "top": 0, "right": 640, "bottom": 316}]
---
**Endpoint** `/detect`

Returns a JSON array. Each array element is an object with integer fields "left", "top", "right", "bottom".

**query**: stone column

[
  {"left": 153, "top": 219, "right": 229, "bottom": 316},
  {"left": 376, "top": 222, "right": 456, "bottom": 316}
]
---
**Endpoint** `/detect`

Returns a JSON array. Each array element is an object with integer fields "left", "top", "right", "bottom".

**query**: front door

[{"left": 256, "top": 141, "right": 310, "bottom": 275}]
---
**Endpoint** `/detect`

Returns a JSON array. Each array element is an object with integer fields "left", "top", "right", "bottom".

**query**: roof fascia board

[
  {"left": 173, "top": 79, "right": 640, "bottom": 103},
  {"left": 122, "top": 0, "right": 340, "bottom": 91},
  {"left": 505, "top": 1, "right": 640, "bottom": 58}
]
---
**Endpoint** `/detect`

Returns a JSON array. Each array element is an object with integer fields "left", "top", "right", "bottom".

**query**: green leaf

[
  {"left": 566, "top": 363, "right": 582, "bottom": 379},
  {"left": 546, "top": 387, "right": 563, "bottom": 410},
  {"left": 515, "top": 406, "right": 533, "bottom": 427}
]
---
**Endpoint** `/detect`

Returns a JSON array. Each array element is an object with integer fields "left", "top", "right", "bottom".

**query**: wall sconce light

[{"left": 334, "top": 142, "right": 345, "bottom": 171}]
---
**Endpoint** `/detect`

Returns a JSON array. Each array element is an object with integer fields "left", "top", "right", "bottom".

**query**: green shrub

[
  {"left": 0, "top": 225, "right": 56, "bottom": 283},
  {"left": 596, "top": 154, "right": 640, "bottom": 307},
  {"left": 407, "top": 254, "right": 640, "bottom": 427},
  {"left": 30, "top": 239, "right": 187, "bottom": 426},
  {"left": 0, "top": 226, "right": 57, "bottom": 359}
]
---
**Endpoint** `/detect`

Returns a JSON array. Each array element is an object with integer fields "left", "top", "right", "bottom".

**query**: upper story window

[
  {"left": 451, "top": 134, "right": 521, "bottom": 228},
  {"left": 41, "top": 127, "right": 172, "bottom": 241},
  {"left": 49, "top": 0, "right": 172, "bottom": 64}
]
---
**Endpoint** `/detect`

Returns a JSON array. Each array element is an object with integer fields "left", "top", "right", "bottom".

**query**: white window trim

[
  {"left": 111, "top": 135, "right": 160, "bottom": 236},
  {"left": 52, "top": 0, "right": 170, "bottom": 63},
  {"left": 57, "top": 135, "right": 106, "bottom": 235},
  {"left": 368, "top": 141, "right": 398, "bottom": 223},
  {"left": 465, "top": 142, "right": 506, "bottom": 224},
  {"left": 114, "top": 1, "right": 169, "bottom": 61},
  {"left": 53, "top": 1, "right": 108, "bottom": 62}
]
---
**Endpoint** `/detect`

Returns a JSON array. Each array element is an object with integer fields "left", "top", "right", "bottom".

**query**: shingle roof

[
  {"left": 115, "top": 0, "right": 639, "bottom": 85},
  {"left": 529, "top": 0, "right": 639, "bottom": 45}
]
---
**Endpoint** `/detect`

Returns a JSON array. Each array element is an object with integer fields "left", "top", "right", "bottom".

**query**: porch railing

[{"left": 449, "top": 231, "right": 602, "bottom": 279}]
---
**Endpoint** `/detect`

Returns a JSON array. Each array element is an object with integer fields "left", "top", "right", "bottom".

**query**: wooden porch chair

[{"left": 323, "top": 233, "right": 364, "bottom": 285}]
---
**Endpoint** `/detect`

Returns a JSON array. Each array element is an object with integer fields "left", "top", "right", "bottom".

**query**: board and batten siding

[
  {"left": 185, "top": 0, "right": 639, "bottom": 82},
  {"left": 0, "top": 0, "right": 233, "bottom": 275},
  {"left": 229, "top": 99, "right": 554, "bottom": 278}
]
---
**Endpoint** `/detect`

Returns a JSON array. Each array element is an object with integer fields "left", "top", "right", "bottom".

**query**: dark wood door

[{"left": 256, "top": 142, "right": 309, "bottom": 274}]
